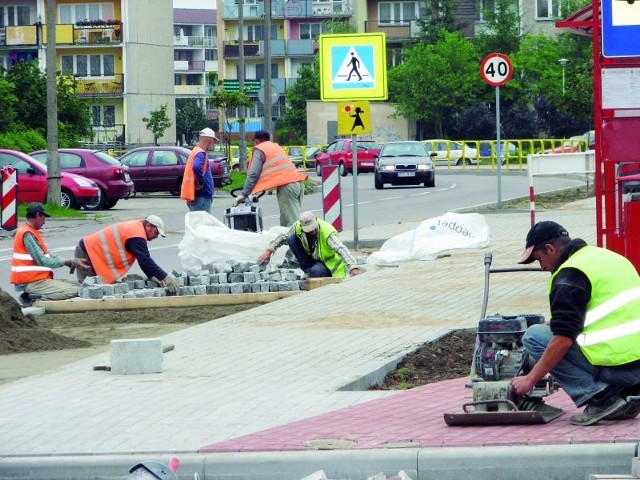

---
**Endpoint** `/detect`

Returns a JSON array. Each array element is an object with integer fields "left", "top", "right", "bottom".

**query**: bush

[{"left": 0, "top": 129, "right": 47, "bottom": 152}]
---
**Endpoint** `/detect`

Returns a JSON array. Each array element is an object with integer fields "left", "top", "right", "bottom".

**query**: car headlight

[
  {"left": 73, "top": 177, "right": 96, "bottom": 187},
  {"left": 381, "top": 165, "right": 395, "bottom": 171},
  {"left": 417, "top": 164, "right": 433, "bottom": 171}
]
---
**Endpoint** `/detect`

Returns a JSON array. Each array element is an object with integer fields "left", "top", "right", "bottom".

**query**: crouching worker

[
  {"left": 256, "top": 211, "right": 361, "bottom": 278},
  {"left": 74, "top": 215, "right": 178, "bottom": 293},
  {"left": 10, "top": 202, "right": 89, "bottom": 305}
]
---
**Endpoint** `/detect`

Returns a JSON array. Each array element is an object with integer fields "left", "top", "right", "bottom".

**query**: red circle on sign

[{"left": 480, "top": 53, "right": 513, "bottom": 87}]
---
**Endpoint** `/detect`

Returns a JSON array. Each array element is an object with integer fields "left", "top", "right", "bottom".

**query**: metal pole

[
  {"left": 263, "top": 0, "right": 272, "bottom": 135},
  {"left": 238, "top": 0, "right": 247, "bottom": 170},
  {"left": 351, "top": 134, "right": 359, "bottom": 248},
  {"left": 496, "top": 86, "right": 502, "bottom": 208}
]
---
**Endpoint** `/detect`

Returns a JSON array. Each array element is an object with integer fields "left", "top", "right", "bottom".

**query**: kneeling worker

[
  {"left": 74, "top": 215, "right": 178, "bottom": 292},
  {"left": 256, "top": 211, "right": 361, "bottom": 278}
]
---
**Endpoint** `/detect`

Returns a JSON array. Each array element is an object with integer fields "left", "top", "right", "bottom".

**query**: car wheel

[
  {"left": 104, "top": 199, "right": 118, "bottom": 209},
  {"left": 83, "top": 188, "right": 106, "bottom": 211},
  {"left": 425, "top": 175, "right": 435, "bottom": 188},
  {"left": 315, "top": 164, "right": 322, "bottom": 177},
  {"left": 170, "top": 177, "right": 182, "bottom": 196},
  {"left": 60, "top": 188, "right": 77, "bottom": 210},
  {"left": 374, "top": 174, "right": 384, "bottom": 190},
  {"left": 338, "top": 162, "right": 348, "bottom": 177}
]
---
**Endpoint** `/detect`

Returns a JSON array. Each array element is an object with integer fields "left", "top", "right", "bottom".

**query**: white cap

[
  {"left": 199, "top": 128, "right": 218, "bottom": 140},
  {"left": 145, "top": 215, "right": 166, "bottom": 237},
  {"left": 299, "top": 211, "right": 318, "bottom": 233}
]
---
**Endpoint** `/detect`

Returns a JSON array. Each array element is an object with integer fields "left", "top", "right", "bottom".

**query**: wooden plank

[
  {"left": 305, "top": 277, "right": 343, "bottom": 290},
  {"left": 36, "top": 291, "right": 302, "bottom": 313}
]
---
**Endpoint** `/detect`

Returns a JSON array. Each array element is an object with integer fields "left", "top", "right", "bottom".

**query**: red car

[
  {"left": 118, "top": 146, "right": 230, "bottom": 195},
  {"left": 30, "top": 149, "right": 135, "bottom": 210},
  {"left": 0, "top": 149, "right": 100, "bottom": 209},
  {"left": 315, "top": 139, "right": 381, "bottom": 176}
]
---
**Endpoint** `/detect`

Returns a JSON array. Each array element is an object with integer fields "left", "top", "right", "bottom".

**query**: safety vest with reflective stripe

[
  {"left": 550, "top": 245, "right": 640, "bottom": 366},
  {"left": 294, "top": 218, "right": 346, "bottom": 278},
  {"left": 10, "top": 223, "right": 53, "bottom": 284},
  {"left": 83, "top": 220, "right": 146, "bottom": 284},
  {"left": 180, "top": 146, "right": 207, "bottom": 202},
  {"left": 249, "top": 141, "right": 307, "bottom": 194}
]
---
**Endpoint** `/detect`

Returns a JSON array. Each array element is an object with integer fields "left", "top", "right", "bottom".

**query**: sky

[{"left": 173, "top": 0, "right": 216, "bottom": 8}]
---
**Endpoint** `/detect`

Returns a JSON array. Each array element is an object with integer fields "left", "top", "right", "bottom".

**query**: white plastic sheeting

[
  {"left": 179, "top": 211, "right": 289, "bottom": 270},
  {"left": 366, "top": 212, "right": 490, "bottom": 265}
]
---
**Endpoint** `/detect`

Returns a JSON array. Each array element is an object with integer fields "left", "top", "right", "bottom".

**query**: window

[
  {"left": 245, "top": 24, "right": 277, "bottom": 41},
  {"left": 0, "top": 5, "right": 30, "bottom": 26},
  {"left": 378, "top": 1, "right": 417, "bottom": 25},
  {"left": 205, "top": 49, "right": 217, "bottom": 61},
  {"left": 61, "top": 54, "right": 115, "bottom": 77},
  {"left": 59, "top": 2, "right": 114, "bottom": 24},
  {"left": 255, "top": 63, "right": 279, "bottom": 80},
  {"left": 151, "top": 151, "right": 179, "bottom": 167},
  {"left": 536, "top": 0, "right": 560, "bottom": 19},
  {"left": 476, "top": 0, "right": 495, "bottom": 22},
  {"left": 91, "top": 105, "right": 115, "bottom": 127},
  {"left": 300, "top": 23, "right": 321, "bottom": 40}
]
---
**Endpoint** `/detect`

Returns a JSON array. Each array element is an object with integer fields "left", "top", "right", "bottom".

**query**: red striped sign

[
  {"left": 1, "top": 166, "right": 18, "bottom": 231},
  {"left": 321, "top": 165, "right": 342, "bottom": 232}
]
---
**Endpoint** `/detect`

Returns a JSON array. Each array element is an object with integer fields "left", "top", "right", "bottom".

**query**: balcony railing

[
  {"left": 174, "top": 35, "right": 216, "bottom": 47},
  {"left": 364, "top": 20, "right": 417, "bottom": 39},
  {"left": 75, "top": 24, "right": 123, "bottom": 45},
  {"left": 174, "top": 60, "right": 206, "bottom": 72},
  {"left": 75, "top": 73, "right": 125, "bottom": 96},
  {"left": 223, "top": 42, "right": 260, "bottom": 58}
]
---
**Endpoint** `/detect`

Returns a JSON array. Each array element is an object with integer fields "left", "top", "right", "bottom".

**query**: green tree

[
  {"left": 0, "top": 77, "right": 18, "bottom": 133},
  {"left": 276, "top": 63, "right": 320, "bottom": 144},
  {"left": 415, "top": 0, "right": 465, "bottom": 45},
  {"left": 389, "top": 30, "right": 482, "bottom": 138},
  {"left": 175, "top": 98, "right": 208, "bottom": 145},
  {"left": 142, "top": 104, "right": 172, "bottom": 145},
  {"left": 474, "top": 0, "right": 521, "bottom": 56},
  {"left": 4, "top": 61, "right": 47, "bottom": 131}
]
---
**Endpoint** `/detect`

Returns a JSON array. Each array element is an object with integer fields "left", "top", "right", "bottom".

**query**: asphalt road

[{"left": 0, "top": 169, "right": 589, "bottom": 300}]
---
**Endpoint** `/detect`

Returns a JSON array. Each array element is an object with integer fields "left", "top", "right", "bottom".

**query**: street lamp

[{"left": 558, "top": 58, "right": 569, "bottom": 95}]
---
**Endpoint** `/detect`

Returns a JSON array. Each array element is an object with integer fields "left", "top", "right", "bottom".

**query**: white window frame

[
  {"left": 536, "top": 0, "right": 561, "bottom": 20},
  {"left": 300, "top": 22, "right": 322, "bottom": 40},
  {"left": 0, "top": 5, "right": 31, "bottom": 27},
  {"left": 61, "top": 54, "right": 115, "bottom": 78},
  {"left": 59, "top": 2, "right": 114, "bottom": 24},
  {"left": 476, "top": 0, "right": 495, "bottom": 22},
  {"left": 378, "top": 1, "right": 418, "bottom": 25},
  {"left": 90, "top": 104, "right": 115, "bottom": 127}
]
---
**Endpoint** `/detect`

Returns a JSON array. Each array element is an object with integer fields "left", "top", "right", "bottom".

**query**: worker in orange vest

[
  {"left": 10, "top": 202, "right": 89, "bottom": 306},
  {"left": 180, "top": 128, "right": 217, "bottom": 213},
  {"left": 74, "top": 215, "right": 178, "bottom": 293},
  {"left": 233, "top": 130, "right": 308, "bottom": 265}
]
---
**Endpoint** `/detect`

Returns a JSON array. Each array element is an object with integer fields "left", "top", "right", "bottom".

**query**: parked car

[
  {"left": 373, "top": 141, "right": 435, "bottom": 189},
  {"left": 0, "top": 149, "right": 100, "bottom": 209},
  {"left": 618, "top": 162, "right": 640, "bottom": 194},
  {"left": 315, "top": 139, "right": 381, "bottom": 177},
  {"left": 422, "top": 140, "right": 479, "bottom": 166},
  {"left": 29, "top": 149, "right": 135, "bottom": 210},
  {"left": 478, "top": 141, "right": 519, "bottom": 164},
  {"left": 541, "top": 130, "right": 595, "bottom": 154},
  {"left": 118, "top": 146, "right": 230, "bottom": 195},
  {"left": 287, "top": 146, "right": 320, "bottom": 170}
]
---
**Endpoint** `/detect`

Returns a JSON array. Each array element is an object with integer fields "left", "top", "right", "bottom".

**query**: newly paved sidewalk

[{"left": 1, "top": 199, "right": 638, "bottom": 480}]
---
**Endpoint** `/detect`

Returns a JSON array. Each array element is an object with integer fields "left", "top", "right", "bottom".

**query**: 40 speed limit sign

[{"left": 480, "top": 53, "right": 513, "bottom": 87}]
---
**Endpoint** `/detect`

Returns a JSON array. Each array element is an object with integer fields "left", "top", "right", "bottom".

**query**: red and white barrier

[
  {"left": 321, "top": 165, "right": 342, "bottom": 232},
  {"left": 1, "top": 165, "right": 17, "bottom": 231}
]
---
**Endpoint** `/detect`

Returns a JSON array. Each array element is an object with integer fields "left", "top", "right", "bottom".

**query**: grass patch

[
  {"left": 17, "top": 203, "right": 86, "bottom": 219},
  {"left": 480, "top": 185, "right": 594, "bottom": 211}
]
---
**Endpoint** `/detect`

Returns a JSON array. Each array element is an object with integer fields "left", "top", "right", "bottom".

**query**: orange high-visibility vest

[
  {"left": 249, "top": 141, "right": 307, "bottom": 195},
  {"left": 83, "top": 220, "right": 146, "bottom": 284},
  {"left": 10, "top": 223, "right": 54, "bottom": 284},
  {"left": 180, "top": 146, "right": 207, "bottom": 202}
]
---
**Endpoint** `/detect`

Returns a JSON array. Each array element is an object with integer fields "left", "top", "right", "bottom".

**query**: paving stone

[
  {"left": 229, "top": 283, "right": 243, "bottom": 294},
  {"left": 243, "top": 272, "right": 258, "bottom": 283},
  {"left": 179, "top": 286, "right": 194, "bottom": 296},
  {"left": 228, "top": 273, "right": 243, "bottom": 283},
  {"left": 193, "top": 285, "right": 207, "bottom": 295},
  {"left": 101, "top": 284, "right": 115, "bottom": 296},
  {"left": 113, "top": 283, "right": 129, "bottom": 295},
  {"left": 146, "top": 279, "right": 161, "bottom": 288},
  {"left": 241, "top": 283, "right": 251, "bottom": 293},
  {"left": 87, "top": 286, "right": 103, "bottom": 299},
  {"left": 122, "top": 292, "right": 136, "bottom": 299},
  {"left": 218, "top": 284, "right": 231, "bottom": 294},
  {"left": 208, "top": 274, "right": 220, "bottom": 284},
  {"left": 218, "top": 273, "right": 228, "bottom": 284},
  {"left": 206, "top": 284, "right": 220, "bottom": 294},
  {"left": 134, "top": 280, "right": 145, "bottom": 289}
]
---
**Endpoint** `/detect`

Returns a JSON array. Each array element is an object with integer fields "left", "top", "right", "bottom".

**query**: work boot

[
  {"left": 19, "top": 292, "right": 33, "bottom": 307},
  {"left": 605, "top": 385, "right": 640, "bottom": 421},
  {"left": 571, "top": 389, "right": 627, "bottom": 426}
]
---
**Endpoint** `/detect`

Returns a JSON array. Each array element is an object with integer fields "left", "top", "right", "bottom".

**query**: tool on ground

[
  {"left": 444, "top": 252, "right": 565, "bottom": 426},
  {"left": 224, "top": 188, "right": 264, "bottom": 233}
]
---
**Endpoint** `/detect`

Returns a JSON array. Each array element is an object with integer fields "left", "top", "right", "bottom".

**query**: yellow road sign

[
  {"left": 337, "top": 101, "right": 370, "bottom": 135},
  {"left": 319, "top": 33, "right": 387, "bottom": 101}
]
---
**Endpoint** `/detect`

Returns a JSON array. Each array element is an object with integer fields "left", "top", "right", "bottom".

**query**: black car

[{"left": 373, "top": 141, "right": 435, "bottom": 189}]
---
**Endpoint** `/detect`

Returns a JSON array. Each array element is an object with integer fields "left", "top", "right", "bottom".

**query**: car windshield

[
  {"left": 381, "top": 144, "right": 426, "bottom": 157},
  {"left": 94, "top": 151, "right": 123, "bottom": 165}
]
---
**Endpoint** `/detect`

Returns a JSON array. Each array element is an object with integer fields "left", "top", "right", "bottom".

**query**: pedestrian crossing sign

[{"left": 319, "top": 33, "right": 387, "bottom": 101}]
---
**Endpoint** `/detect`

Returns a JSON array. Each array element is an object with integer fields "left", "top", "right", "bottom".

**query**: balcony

[
  {"left": 74, "top": 22, "right": 123, "bottom": 45},
  {"left": 75, "top": 74, "right": 125, "bottom": 97},
  {"left": 173, "top": 35, "right": 216, "bottom": 47},
  {"left": 222, "top": 1, "right": 264, "bottom": 20},
  {"left": 174, "top": 60, "right": 206, "bottom": 72},
  {"left": 223, "top": 42, "right": 260, "bottom": 58},
  {"left": 364, "top": 20, "right": 417, "bottom": 40},
  {"left": 286, "top": 39, "right": 317, "bottom": 56}
]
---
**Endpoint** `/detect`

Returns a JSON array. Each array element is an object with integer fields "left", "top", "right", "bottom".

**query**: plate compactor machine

[
  {"left": 224, "top": 189, "right": 264, "bottom": 233},
  {"left": 444, "top": 253, "right": 565, "bottom": 426}
]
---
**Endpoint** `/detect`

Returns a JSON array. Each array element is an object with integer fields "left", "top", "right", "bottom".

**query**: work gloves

[
  {"left": 67, "top": 258, "right": 90, "bottom": 274},
  {"left": 164, "top": 275, "right": 179, "bottom": 294},
  {"left": 232, "top": 195, "right": 245, "bottom": 207}
]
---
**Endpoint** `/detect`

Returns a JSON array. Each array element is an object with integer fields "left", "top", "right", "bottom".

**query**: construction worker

[
  {"left": 180, "top": 128, "right": 217, "bottom": 213},
  {"left": 10, "top": 202, "right": 89, "bottom": 305},
  {"left": 256, "top": 211, "right": 360, "bottom": 278},
  {"left": 511, "top": 221, "right": 640, "bottom": 425},
  {"left": 233, "top": 130, "right": 307, "bottom": 265},
  {"left": 74, "top": 215, "right": 178, "bottom": 293}
]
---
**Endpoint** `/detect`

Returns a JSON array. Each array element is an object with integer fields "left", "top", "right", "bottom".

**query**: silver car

[{"left": 373, "top": 141, "right": 435, "bottom": 189}]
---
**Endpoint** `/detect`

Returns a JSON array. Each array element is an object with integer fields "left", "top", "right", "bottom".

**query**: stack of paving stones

[{"left": 78, "top": 261, "right": 306, "bottom": 300}]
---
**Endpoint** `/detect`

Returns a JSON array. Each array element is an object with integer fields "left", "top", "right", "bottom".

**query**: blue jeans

[
  {"left": 524, "top": 324, "right": 640, "bottom": 406},
  {"left": 287, "top": 234, "right": 331, "bottom": 278},
  {"left": 187, "top": 196, "right": 212, "bottom": 214}
]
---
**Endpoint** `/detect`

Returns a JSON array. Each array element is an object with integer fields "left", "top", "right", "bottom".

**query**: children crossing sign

[{"left": 319, "top": 34, "right": 387, "bottom": 101}]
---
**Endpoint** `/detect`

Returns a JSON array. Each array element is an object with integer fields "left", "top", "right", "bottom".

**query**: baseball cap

[
  {"left": 517, "top": 221, "right": 569, "bottom": 264},
  {"left": 145, "top": 215, "right": 166, "bottom": 237},
  {"left": 299, "top": 211, "right": 318, "bottom": 233},
  {"left": 26, "top": 202, "right": 50, "bottom": 218},
  {"left": 199, "top": 128, "right": 218, "bottom": 140}
]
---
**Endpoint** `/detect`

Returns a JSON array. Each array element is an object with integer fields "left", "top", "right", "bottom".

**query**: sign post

[{"left": 480, "top": 53, "right": 513, "bottom": 208}]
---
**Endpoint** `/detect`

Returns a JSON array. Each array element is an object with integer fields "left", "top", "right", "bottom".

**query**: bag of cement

[
  {"left": 366, "top": 212, "right": 490, "bottom": 265},
  {"left": 179, "top": 211, "right": 288, "bottom": 270}
]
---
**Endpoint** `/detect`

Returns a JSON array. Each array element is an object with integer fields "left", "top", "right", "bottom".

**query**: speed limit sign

[{"left": 480, "top": 53, "right": 513, "bottom": 87}]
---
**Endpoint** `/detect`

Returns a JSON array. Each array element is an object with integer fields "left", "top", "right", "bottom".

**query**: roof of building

[{"left": 174, "top": 8, "right": 217, "bottom": 24}]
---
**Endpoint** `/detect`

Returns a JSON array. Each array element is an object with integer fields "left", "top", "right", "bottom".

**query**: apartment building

[{"left": 0, "top": 0, "right": 176, "bottom": 145}]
